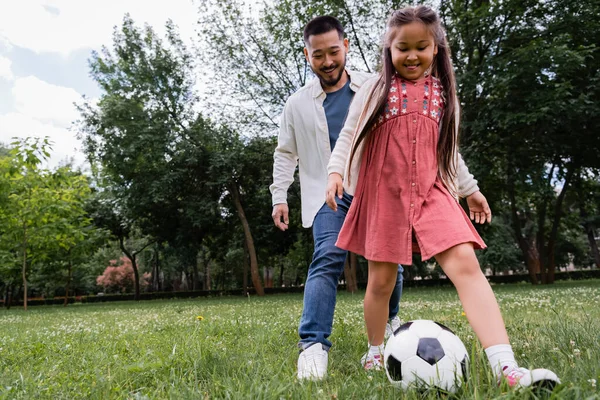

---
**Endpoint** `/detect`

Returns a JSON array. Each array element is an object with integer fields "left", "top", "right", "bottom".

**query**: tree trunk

[
  {"left": 279, "top": 262, "right": 284, "bottom": 287},
  {"left": 576, "top": 172, "right": 600, "bottom": 269},
  {"left": 152, "top": 244, "right": 161, "bottom": 292},
  {"left": 119, "top": 237, "right": 155, "bottom": 299},
  {"left": 22, "top": 223, "right": 28, "bottom": 311},
  {"left": 536, "top": 163, "right": 556, "bottom": 284},
  {"left": 344, "top": 253, "right": 358, "bottom": 293},
  {"left": 205, "top": 260, "right": 211, "bottom": 291},
  {"left": 229, "top": 182, "right": 264, "bottom": 296},
  {"left": 5, "top": 285, "right": 11, "bottom": 310},
  {"left": 193, "top": 259, "right": 200, "bottom": 291},
  {"left": 64, "top": 257, "right": 73, "bottom": 307},
  {"left": 545, "top": 164, "right": 575, "bottom": 284},
  {"left": 119, "top": 237, "right": 140, "bottom": 300},
  {"left": 508, "top": 176, "right": 539, "bottom": 284},
  {"left": 587, "top": 227, "right": 600, "bottom": 269},
  {"left": 242, "top": 241, "right": 249, "bottom": 295}
]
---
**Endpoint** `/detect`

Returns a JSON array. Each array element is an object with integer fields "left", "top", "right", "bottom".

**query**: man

[{"left": 270, "top": 16, "right": 489, "bottom": 381}]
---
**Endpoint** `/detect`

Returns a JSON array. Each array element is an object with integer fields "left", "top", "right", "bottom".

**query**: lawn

[{"left": 0, "top": 280, "right": 599, "bottom": 399}]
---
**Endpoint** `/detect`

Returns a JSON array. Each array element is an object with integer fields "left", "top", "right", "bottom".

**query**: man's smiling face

[{"left": 304, "top": 30, "right": 349, "bottom": 89}]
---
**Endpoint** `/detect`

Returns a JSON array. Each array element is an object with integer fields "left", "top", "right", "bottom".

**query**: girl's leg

[
  {"left": 434, "top": 243, "right": 560, "bottom": 388},
  {"left": 364, "top": 261, "right": 398, "bottom": 346},
  {"left": 434, "top": 243, "right": 508, "bottom": 347}
]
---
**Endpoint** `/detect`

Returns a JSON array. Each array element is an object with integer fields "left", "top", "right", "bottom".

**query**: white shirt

[{"left": 270, "top": 70, "right": 373, "bottom": 228}]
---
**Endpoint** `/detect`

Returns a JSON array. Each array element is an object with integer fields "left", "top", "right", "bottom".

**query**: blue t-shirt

[{"left": 323, "top": 79, "right": 354, "bottom": 151}]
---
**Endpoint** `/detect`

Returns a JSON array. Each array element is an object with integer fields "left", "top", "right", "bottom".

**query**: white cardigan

[{"left": 327, "top": 76, "right": 479, "bottom": 199}]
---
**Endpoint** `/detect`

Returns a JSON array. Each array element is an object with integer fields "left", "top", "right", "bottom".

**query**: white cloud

[
  {"left": 13, "top": 76, "right": 82, "bottom": 128},
  {"left": 0, "top": 0, "right": 198, "bottom": 56},
  {"left": 0, "top": 76, "right": 88, "bottom": 169},
  {"left": 0, "top": 112, "right": 86, "bottom": 169},
  {"left": 0, "top": 56, "right": 13, "bottom": 81}
]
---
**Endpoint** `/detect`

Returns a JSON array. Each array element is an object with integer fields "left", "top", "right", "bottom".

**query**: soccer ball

[{"left": 384, "top": 319, "right": 469, "bottom": 392}]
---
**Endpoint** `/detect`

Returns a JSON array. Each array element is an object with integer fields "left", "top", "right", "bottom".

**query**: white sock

[
  {"left": 369, "top": 343, "right": 385, "bottom": 357},
  {"left": 485, "top": 344, "right": 519, "bottom": 377}
]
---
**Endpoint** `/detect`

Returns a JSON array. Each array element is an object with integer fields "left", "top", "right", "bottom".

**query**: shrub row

[{"left": 2, "top": 269, "right": 598, "bottom": 307}]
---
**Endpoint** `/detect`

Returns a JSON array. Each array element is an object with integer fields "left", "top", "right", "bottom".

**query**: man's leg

[
  {"left": 388, "top": 265, "right": 404, "bottom": 320},
  {"left": 298, "top": 193, "right": 352, "bottom": 350}
]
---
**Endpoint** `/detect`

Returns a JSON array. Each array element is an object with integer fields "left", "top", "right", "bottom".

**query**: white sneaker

[
  {"left": 385, "top": 316, "right": 402, "bottom": 340},
  {"left": 297, "top": 343, "right": 328, "bottom": 381},
  {"left": 361, "top": 352, "right": 383, "bottom": 371},
  {"left": 502, "top": 367, "right": 560, "bottom": 390}
]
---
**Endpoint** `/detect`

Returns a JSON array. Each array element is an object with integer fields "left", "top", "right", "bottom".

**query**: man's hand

[
  {"left": 325, "top": 173, "right": 344, "bottom": 211},
  {"left": 272, "top": 203, "right": 290, "bottom": 231},
  {"left": 466, "top": 191, "right": 492, "bottom": 224}
]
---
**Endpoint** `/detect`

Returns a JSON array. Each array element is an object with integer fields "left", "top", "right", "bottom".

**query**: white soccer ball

[{"left": 384, "top": 319, "right": 469, "bottom": 393}]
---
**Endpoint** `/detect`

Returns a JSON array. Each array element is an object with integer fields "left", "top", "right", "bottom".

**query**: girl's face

[{"left": 389, "top": 22, "right": 438, "bottom": 81}]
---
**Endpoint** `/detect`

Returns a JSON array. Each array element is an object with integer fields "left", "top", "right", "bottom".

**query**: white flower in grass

[
  {"left": 573, "top": 348, "right": 581, "bottom": 357},
  {"left": 588, "top": 379, "right": 596, "bottom": 388},
  {"left": 570, "top": 340, "right": 576, "bottom": 347}
]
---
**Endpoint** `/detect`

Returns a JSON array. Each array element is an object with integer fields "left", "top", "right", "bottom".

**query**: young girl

[{"left": 325, "top": 6, "right": 560, "bottom": 389}]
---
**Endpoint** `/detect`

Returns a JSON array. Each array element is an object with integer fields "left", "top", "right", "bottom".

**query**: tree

[
  {"left": 97, "top": 256, "right": 149, "bottom": 293},
  {"left": 77, "top": 16, "right": 217, "bottom": 297},
  {"left": 0, "top": 138, "right": 98, "bottom": 309},
  {"left": 86, "top": 190, "right": 155, "bottom": 300},
  {"left": 441, "top": 0, "right": 600, "bottom": 283},
  {"left": 197, "top": 0, "right": 417, "bottom": 133}
]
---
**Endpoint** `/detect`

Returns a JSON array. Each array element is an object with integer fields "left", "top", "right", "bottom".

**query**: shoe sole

[{"left": 532, "top": 379, "right": 558, "bottom": 392}]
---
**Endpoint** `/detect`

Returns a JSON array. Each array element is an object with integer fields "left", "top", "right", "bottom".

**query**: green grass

[{"left": 1, "top": 280, "right": 599, "bottom": 399}]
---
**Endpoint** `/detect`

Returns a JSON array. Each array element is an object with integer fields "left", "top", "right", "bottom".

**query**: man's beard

[{"left": 316, "top": 54, "right": 347, "bottom": 88}]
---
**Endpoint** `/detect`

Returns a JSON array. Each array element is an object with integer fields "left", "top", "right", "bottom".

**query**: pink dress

[{"left": 336, "top": 75, "right": 486, "bottom": 265}]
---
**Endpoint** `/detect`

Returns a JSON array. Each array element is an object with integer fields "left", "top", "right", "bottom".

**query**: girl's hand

[
  {"left": 325, "top": 173, "right": 344, "bottom": 211},
  {"left": 466, "top": 191, "right": 492, "bottom": 224}
]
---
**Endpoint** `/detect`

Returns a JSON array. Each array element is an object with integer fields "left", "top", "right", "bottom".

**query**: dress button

[
  {"left": 412, "top": 139, "right": 416, "bottom": 144},
  {"left": 413, "top": 99, "right": 417, "bottom": 103},
  {"left": 410, "top": 203, "right": 414, "bottom": 207},
  {"left": 411, "top": 182, "right": 416, "bottom": 187},
  {"left": 412, "top": 160, "right": 416, "bottom": 164},
  {"left": 413, "top": 119, "right": 417, "bottom": 123}
]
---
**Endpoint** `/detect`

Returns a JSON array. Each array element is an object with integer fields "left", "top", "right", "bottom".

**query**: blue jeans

[{"left": 299, "top": 192, "right": 404, "bottom": 350}]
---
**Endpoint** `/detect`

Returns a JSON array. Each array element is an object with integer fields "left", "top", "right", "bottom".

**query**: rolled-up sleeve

[{"left": 456, "top": 152, "right": 479, "bottom": 198}]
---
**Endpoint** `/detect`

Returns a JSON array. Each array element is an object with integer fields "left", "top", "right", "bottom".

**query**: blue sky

[{"left": 0, "top": 0, "right": 197, "bottom": 169}]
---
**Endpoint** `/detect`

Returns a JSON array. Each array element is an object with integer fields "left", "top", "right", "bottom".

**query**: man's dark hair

[{"left": 303, "top": 16, "right": 345, "bottom": 44}]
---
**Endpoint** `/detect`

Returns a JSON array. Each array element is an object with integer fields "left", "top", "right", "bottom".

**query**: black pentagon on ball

[
  {"left": 461, "top": 355, "right": 469, "bottom": 378},
  {"left": 434, "top": 321, "right": 455, "bottom": 334},
  {"left": 393, "top": 321, "right": 413, "bottom": 336},
  {"left": 416, "top": 337, "right": 446, "bottom": 365},
  {"left": 386, "top": 354, "right": 403, "bottom": 381}
]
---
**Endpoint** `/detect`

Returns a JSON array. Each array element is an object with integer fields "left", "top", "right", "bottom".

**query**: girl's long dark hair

[{"left": 348, "top": 6, "right": 459, "bottom": 192}]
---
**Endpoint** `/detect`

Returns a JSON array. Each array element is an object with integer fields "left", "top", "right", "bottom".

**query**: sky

[{"left": 0, "top": 0, "right": 199, "bottom": 169}]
